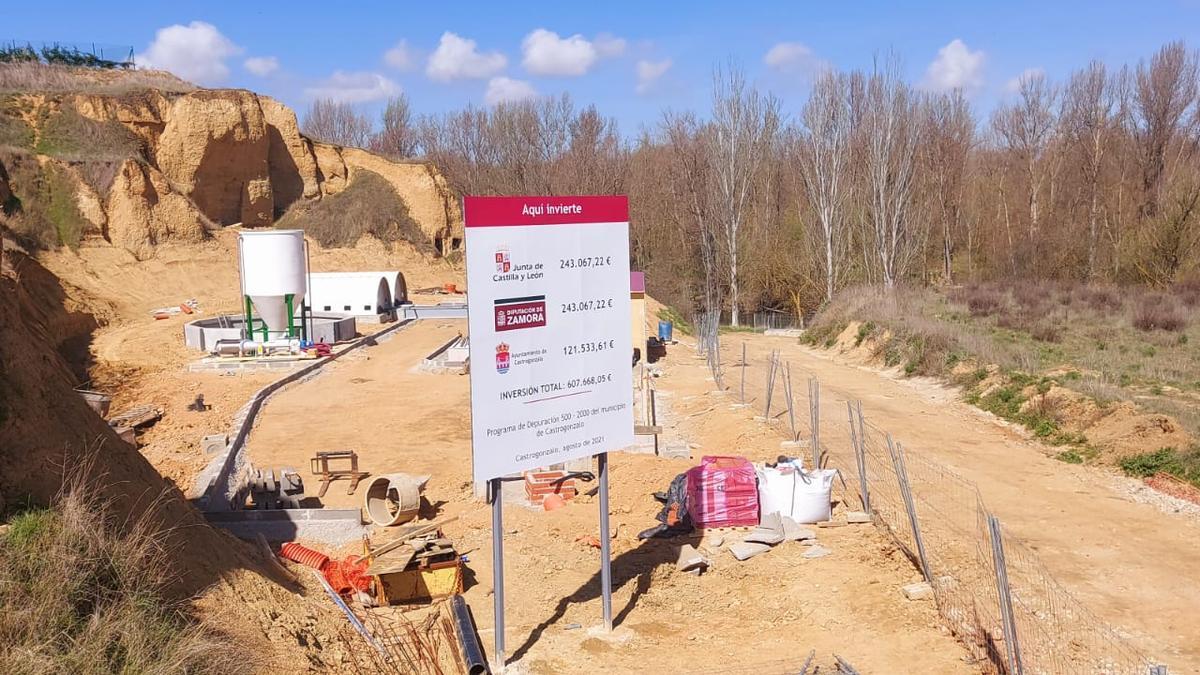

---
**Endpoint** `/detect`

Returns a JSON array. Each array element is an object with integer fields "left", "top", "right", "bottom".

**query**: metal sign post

[
  {"left": 598, "top": 452, "right": 613, "bottom": 630},
  {"left": 490, "top": 478, "right": 506, "bottom": 671}
]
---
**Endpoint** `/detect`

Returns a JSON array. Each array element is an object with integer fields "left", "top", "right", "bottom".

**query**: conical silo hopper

[{"left": 238, "top": 230, "right": 308, "bottom": 340}]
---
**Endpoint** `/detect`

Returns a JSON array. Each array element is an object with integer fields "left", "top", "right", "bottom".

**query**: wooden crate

[{"left": 376, "top": 559, "right": 463, "bottom": 605}]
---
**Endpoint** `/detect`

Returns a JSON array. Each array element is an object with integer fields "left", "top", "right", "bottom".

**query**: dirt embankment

[
  {"left": 824, "top": 321, "right": 1193, "bottom": 463},
  {"left": 1, "top": 74, "right": 462, "bottom": 259},
  {"left": 0, "top": 247, "right": 386, "bottom": 672}
]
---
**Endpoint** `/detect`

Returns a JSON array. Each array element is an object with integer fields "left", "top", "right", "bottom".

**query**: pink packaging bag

[{"left": 686, "top": 456, "right": 760, "bottom": 528}]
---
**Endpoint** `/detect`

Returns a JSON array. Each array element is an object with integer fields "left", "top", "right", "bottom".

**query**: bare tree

[
  {"left": 796, "top": 70, "right": 853, "bottom": 300},
  {"left": 369, "top": 95, "right": 417, "bottom": 159},
  {"left": 1131, "top": 41, "right": 1199, "bottom": 218},
  {"left": 993, "top": 71, "right": 1058, "bottom": 250},
  {"left": 922, "top": 89, "right": 974, "bottom": 282},
  {"left": 709, "top": 64, "right": 781, "bottom": 325},
  {"left": 1063, "top": 61, "right": 1119, "bottom": 279},
  {"left": 662, "top": 112, "right": 721, "bottom": 319},
  {"left": 302, "top": 98, "right": 373, "bottom": 148},
  {"left": 861, "top": 58, "right": 922, "bottom": 289}
]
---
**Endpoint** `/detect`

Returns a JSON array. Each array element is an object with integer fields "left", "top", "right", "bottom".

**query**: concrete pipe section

[{"left": 363, "top": 473, "right": 430, "bottom": 526}]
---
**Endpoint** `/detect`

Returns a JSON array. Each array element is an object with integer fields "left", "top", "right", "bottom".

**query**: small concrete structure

[
  {"left": 401, "top": 302, "right": 468, "bottom": 320},
  {"left": 309, "top": 272, "right": 405, "bottom": 323},
  {"left": 204, "top": 509, "right": 369, "bottom": 545},
  {"left": 183, "top": 314, "right": 356, "bottom": 351}
]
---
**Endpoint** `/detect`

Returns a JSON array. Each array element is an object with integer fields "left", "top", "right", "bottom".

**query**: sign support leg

[
  {"left": 490, "top": 478, "right": 506, "bottom": 672},
  {"left": 598, "top": 452, "right": 613, "bottom": 631}
]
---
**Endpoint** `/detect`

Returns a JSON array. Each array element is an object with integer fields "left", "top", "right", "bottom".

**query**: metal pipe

[
  {"left": 490, "top": 478, "right": 506, "bottom": 672},
  {"left": 599, "top": 452, "right": 613, "bottom": 631},
  {"left": 450, "top": 595, "right": 489, "bottom": 675}
]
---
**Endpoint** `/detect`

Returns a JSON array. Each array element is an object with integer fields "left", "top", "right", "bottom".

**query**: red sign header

[{"left": 464, "top": 195, "right": 629, "bottom": 227}]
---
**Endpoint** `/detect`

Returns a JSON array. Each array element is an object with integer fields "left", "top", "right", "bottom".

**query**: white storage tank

[{"left": 238, "top": 230, "right": 308, "bottom": 339}]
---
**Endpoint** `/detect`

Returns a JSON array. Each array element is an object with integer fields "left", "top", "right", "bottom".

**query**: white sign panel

[{"left": 464, "top": 196, "right": 635, "bottom": 483}]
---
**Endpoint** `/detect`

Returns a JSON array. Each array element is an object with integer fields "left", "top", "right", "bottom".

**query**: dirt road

[{"left": 734, "top": 333, "right": 1200, "bottom": 671}]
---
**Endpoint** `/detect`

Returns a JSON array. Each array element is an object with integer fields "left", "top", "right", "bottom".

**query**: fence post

[
  {"left": 740, "top": 342, "right": 747, "bottom": 405},
  {"left": 763, "top": 350, "right": 778, "bottom": 418},
  {"left": 784, "top": 363, "right": 797, "bottom": 441},
  {"left": 987, "top": 514, "right": 1024, "bottom": 675},
  {"left": 848, "top": 401, "right": 870, "bottom": 513},
  {"left": 855, "top": 402, "right": 870, "bottom": 512},
  {"left": 887, "top": 436, "right": 931, "bottom": 582},
  {"left": 650, "top": 388, "right": 658, "bottom": 456},
  {"left": 808, "top": 378, "right": 821, "bottom": 470}
]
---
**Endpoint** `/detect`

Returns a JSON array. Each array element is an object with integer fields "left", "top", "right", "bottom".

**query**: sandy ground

[
  {"left": 242, "top": 320, "right": 975, "bottom": 673},
  {"left": 728, "top": 333, "right": 1200, "bottom": 671},
  {"left": 36, "top": 231, "right": 465, "bottom": 494}
]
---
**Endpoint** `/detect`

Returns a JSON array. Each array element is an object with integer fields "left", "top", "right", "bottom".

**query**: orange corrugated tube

[{"left": 279, "top": 542, "right": 329, "bottom": 569}]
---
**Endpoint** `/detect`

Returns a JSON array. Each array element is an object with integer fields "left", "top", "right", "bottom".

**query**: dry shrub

[
  {"left": 1077, "top": 285, "right": 1123, "bottom": 313},
  {"left": 0, "top": 465, "right": 251, "bottom": 674},
  {"left": 1132, "top": 294, "right": 1187, "bottom": 332},
  {"left": 0, "top": 63, "right": 195, "bottom": 94},
  {"left": 1173, "top": 278, "right": 1200, "bottom": 309},
  {"left": 1030, "top": 322, "right": 1062, "bottom": 343},
  {"left": 965, "top": 286, "right": 1003, "bottom": 316},
  {"left": 1011, "top": 280, "right": 1049, "bottom": 312},
  {"left": 277, "top": 169, "right": 432, "bottom": 252},
  {"left": 996, "top": 311, "right": 1035, "bottom": 332}
]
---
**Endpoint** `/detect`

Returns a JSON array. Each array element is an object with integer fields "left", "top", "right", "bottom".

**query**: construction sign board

[{"left": 464, "top": 196, "right": 635, "bottom": 483}]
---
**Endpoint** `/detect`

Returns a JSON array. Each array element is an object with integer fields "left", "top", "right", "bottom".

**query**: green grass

[
  {"left": 0, "top": 480, "right": 250, "bottom": 673},
  {"left": 1118, "top": 446, "right": 1200, "bottom": 488},
  {"left": 656, "top": 306, "right": 692, "bottom": 336},
  {"left": 0, "top": 113, "right": 33, "bottom": 149},
  {"left": 1056, "top": 449, "right": 1084, "bottom": 464},
  {"left": 33, "top": 106, "right": 139, "bottom": 162}
]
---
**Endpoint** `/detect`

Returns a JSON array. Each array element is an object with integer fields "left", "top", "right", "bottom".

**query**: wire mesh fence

[{"left": 731, "top": 343, "right": 1164, "bottom": 675}]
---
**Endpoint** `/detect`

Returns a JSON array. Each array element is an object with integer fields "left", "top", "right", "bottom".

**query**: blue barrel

[{"left": 658, "top": 320, "right": 673, "bottom": 342}]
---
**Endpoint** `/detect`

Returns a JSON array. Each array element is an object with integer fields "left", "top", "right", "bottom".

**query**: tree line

[{"left": 302, "top": 41, "right": 1200, "bottom": 321}]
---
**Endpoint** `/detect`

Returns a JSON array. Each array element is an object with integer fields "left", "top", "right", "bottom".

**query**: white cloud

[
  {"left": 304, "top": 71, "right": 402, "bottom": 103},
  {"left": 522, "top": 29, "right": 598, "bottom": 76},
  {"left": 137, "top": 21, "right": 241, "bottom": 85},
  {"left": 243, "top": 56, "right": 279, "bottom": 77},
  {"left": 384, "top": 40, "right": 416, "bottom": 71},
  {"left": 595, "top": 33, "right": 627, "bottom": 58},
  {"left": 485, "top": 76, "right": 537, "bottom": 105},
  {"left": 426, "top": 32, "right": 507, "bottom": 82},
  {"left": 763, "top": 41, "right": 827, "bottom": 76},
  {"left": 1005, "top": 67, "right": 1045, "bottom": 94},
  {"left": 920, "top": 39, "right": 986, "bottom": 92},
  {"left": 635, "top": 59, "right": 672, "bottom": 94}
]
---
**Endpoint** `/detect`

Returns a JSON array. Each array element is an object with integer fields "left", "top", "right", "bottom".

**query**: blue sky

[{"left": 8, "top": 1, "right": 1200, "bottom": 133}]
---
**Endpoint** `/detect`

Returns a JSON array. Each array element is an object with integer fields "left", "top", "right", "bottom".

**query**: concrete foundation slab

[{"left": 204, "top": 508, "right": 369, "bottom": 545}]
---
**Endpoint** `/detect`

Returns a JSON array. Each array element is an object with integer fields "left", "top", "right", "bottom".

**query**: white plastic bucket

[{"left": 757, "top": 465, "right": 837, "bottom": 523}]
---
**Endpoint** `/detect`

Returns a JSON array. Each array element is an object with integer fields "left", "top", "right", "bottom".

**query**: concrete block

[
  {"left": 802, "top": 544, "right": 832, "bottom": 559},
  {"left": 202, "top": 434, "right": 228, "bottom": 456},
  {"left": 902, "top": 582, "right": 934, "bottom": 601},
  {"left": 846, "top": 511, "right": 872, "bottom": 524},
  {"left": 728, "top": 541, "right": 772, "bottom": 561},
  {"left": 781, "top": 516, "right": 816, "bottom": 542},
  {"left": 676, "top": 544, "right": 708, "bottom": 572},
  {"left": 744, "top": 512, "right": 784, "bottom": 545}
]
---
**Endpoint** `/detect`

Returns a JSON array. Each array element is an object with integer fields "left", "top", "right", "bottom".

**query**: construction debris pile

[{"left": 639, "top": 454, "right": 871, "bottom": 571}]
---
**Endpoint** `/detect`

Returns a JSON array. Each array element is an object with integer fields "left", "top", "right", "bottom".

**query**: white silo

[{"left": 238, "top": 230, "right": 309, "bottom": 340}]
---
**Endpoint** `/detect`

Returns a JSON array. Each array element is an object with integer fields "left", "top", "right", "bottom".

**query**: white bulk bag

[{"left": 758, "top": 464, "right": 837, "bottom": 523}]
